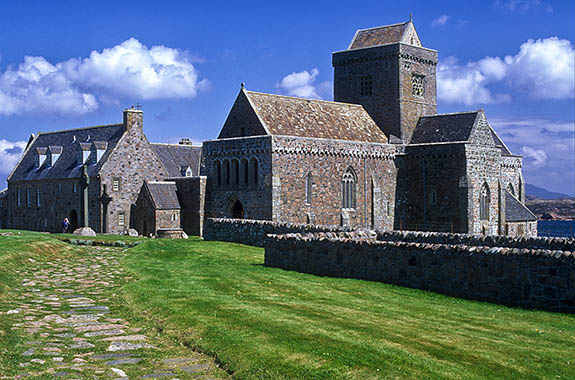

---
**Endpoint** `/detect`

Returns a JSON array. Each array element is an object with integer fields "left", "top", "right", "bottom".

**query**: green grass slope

[{"left": 120, "top": 239, "right": 575, "bottom": 380}]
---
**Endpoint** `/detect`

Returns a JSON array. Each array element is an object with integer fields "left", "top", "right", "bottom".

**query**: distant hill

[{"left": 525, "top": 184, "right": 571, "bottom": 200}]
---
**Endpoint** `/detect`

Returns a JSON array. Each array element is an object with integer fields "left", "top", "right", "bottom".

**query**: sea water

[{"left": 538, "top": 220, "right": 575, "bottom": 238}]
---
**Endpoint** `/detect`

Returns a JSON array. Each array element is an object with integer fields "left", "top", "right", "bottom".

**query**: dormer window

[
  {"left": 35, "top": 147, "right": 47, "bottom": 168},
  {"left": 79, "top": 142, "right": 92, "bottom": 165},
  {"left": 180, "top": 166, "right": 192, "bottom": 177},
  {"left": 93, "top": 141, "right": 108, "bottom": 163},
  {"left": 48, "top": 146, "right": 62, "bottom": 167}
]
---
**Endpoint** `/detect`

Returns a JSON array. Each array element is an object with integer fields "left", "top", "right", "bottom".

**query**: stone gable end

[{"left": 217, "top": 89, "right": 269, "bottom": 139}]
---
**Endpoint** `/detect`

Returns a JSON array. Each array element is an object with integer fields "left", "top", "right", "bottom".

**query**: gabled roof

[
  {"left": 490, "top": 128, "right": 513, "bottom": 155},
  {"left": 151, "top": 143, "right": 202, "bottom": 178},
  {"left": 8, "top": 124, "right": 124, "bottom": 182},
  {"left": 145, "top": 181, "right": 180, "bottom": 210},
  {"left": 244, "top": 90, "right": 388, "bottom": 143},
  {"left": 348, "top": 20, "right": 421, "bottom": 50},
  {"left": 0, "top": 188, "right": 7, "bottom": 199},
  {"left": 505, "top": 190, "right": 537, "bottom": 222},
  {"left": 410, "top": 111, "right": 480, "bottom": 144}
]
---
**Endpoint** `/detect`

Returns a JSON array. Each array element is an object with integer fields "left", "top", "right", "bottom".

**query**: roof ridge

[
  {"left": 148, "top": 181, "right": 176, "bottom": 185},
  {"left": 354, "top": 22, "right": 409, "bottom": 33},
  {"left": 151, "top": 142, "right": 201, "bottom": 147},
  {"left": 38, "top": 123, "right": 123, "bottom": 136},
  {"left": 419, "top": 110, "right": 481, "bottom": 118},
  {"left": 246, "top": 90, "right": 366, "bottom": 108}
]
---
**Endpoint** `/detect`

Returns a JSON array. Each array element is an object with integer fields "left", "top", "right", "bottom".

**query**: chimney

[{"left": 123, "top": 107, "right": 143, "bottom": 131}]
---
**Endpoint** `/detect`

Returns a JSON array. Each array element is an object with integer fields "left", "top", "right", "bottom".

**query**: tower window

[
  {"left": 305, "top": 172, "right": 312, "bottom": 205},
  {"left": 412, "top": 74, "right": 425, "bottom": 97},
  {"left": 359, "top": 75, "right": 373, "bottom": 96}
]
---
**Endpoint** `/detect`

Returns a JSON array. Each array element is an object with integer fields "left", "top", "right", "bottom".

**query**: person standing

[{"left": 62, "top": 218, "right": 70, "bottom": 233}]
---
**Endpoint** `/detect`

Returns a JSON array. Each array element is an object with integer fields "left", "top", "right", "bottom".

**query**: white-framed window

[
  {"left": 171, "top": 213, "right": 178, "bottom": 222},
  {"left": 112, "top": 178, "right": 120, "bottom": 192},
  {"left": 26, "top": 188, "right": 31, "bottom": 207},
  {"left": 36, "top": 188, "right": 41, "bottom": 207},
  {"left": 118, "top": 212, "right": 125, "bottom": 226}
]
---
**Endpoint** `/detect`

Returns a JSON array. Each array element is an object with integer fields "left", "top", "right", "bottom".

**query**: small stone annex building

[{"left": 1, "top": 18, "right": 537, "bottom": 237}]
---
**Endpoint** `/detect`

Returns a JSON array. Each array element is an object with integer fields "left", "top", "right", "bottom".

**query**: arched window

[
  {"left": 342, "top": 167, "right": 356, "bottom": 209},
  {"left": 507, "top": 183, "right": 515, "bottom": 196},
  {"left": 223, "top": 159, "right": 230, "bottom": 187},
  {"left": 305, "top": 172, "right": 312, "bottom": 204},
  {"left": 214, "top": 160, "right": 221, "bottom": 188},
  {"left": 232, "top": 159, "right": 239, "bottom": 188},
  {"left": 480, "top": 182, "right": 490, "bottom": 221},
  {"left": 241, "top": 159, "right": 249, "bottom": 187},
  {"left": 250, "top": 158, "right": 258, "bottom": 187}
]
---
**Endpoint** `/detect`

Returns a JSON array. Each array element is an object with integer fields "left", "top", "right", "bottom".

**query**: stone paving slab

[{"left": 5, "top": 245, "right": 226, "bottom": 379}]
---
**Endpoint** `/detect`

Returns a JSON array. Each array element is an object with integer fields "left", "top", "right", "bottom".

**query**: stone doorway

[
  {"left": 69, "top": 210, "right": 78, "bottom": 232},
  {"left": 228, "top": 199, "right": 244, "bottom": 219}
]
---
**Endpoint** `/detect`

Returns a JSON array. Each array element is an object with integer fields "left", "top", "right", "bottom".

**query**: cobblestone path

[{"left": 5, "top": 246, "right": 226, "bottom": 379}]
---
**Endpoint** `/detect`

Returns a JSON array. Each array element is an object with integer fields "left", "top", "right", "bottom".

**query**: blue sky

[{"left": 0, "top": 0, "right": 573, "bottom": 195}]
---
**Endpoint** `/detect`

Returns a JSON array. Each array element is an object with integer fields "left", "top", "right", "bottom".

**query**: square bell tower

[{"left": 333, "top": 19, "right": 437, "bottom": 143}]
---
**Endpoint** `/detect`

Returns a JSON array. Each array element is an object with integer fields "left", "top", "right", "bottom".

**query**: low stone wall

[
  {"left": 265, "top": 232, "right": 575, "bottom": 313},
  {"left": 376, "top": 230, "right": 575, "bottom": 251},
  {"left": 203, "top": 218, "right": 355, "bottom": 247},
  {"left": 203, "top": 218, "right": 575, "bottom": 251}
]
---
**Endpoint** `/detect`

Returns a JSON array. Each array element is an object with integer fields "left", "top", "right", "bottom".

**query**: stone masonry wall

[
  {"left": 8, "top": 179, "right": 101, "bottom": 233},
  {"left": 203, "top": 218, "right": 355, "bottom": 247},
  {"left": 396, "top": 143, "right": 468, "bottom": 233},
  {"left": 203, "top": 136, "right": 273, "bottom": 221},
  {"left": 100, "top": 110, "right": 168, "bottom": 234},
  {"left": 265, "top": 232, "right": 575, "bottom": 313},
  {"left": 271, "top": 136, "right": 397, "bottom": 229},
  {"left": 173, "top": 176, "right": 206, "bottom": 236},
  {"left": 206, "top": 217, "right": 573, "bottom": 251}
]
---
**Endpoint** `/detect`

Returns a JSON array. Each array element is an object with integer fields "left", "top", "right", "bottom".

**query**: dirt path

[{"left": 5, "top": 245, "right": 226, "bottom": 379}]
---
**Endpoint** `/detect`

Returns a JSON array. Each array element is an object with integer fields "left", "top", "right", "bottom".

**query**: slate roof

[
  {"left": 410, "top": 111, "right": 479, "bottom": 144},
  {"left": 151, "top": 143, "right": 202, "bottom": 177},
  {"left": 490, "top": 128, "right": 513, "bottom": 155},
  {"left": 146, "top": 181, "right": 180, "bottom": 210},
  {"left": 348, "top": 22, "right": 410, "bottom": 49},
  {"left": 246, "top": 91, "right": 388, "bottom": 144},
  {"left": 8, "top": 124, "right": 125, "bottom": 182},
  {"left": 505, "top": 191, "right": 537, "bottom": 222}
]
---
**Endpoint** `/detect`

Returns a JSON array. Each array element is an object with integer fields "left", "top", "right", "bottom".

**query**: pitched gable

[
  {"left": 245, "top": 91, "right": 387, "bottom": 143},
  {"left": 348, "top": 20, "right": 421, "bottom": 50},
  {"left": 146, "top": 181, "right": 180, "bottom": 210},
  {"left": 468, "top": 111, "right": 497, "bottom": 147},
  {"left": 217, "top": 89, "right": 269, "bottom": 139}
]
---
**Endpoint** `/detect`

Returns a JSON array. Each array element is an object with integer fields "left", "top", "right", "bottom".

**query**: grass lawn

[{"left": 120, "top": 238, "right": 575, "bottom": 380}]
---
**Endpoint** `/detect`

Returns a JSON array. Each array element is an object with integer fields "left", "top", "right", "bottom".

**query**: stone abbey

[{"left": 0, "top": 19, "right": 537, "bottom": 237}]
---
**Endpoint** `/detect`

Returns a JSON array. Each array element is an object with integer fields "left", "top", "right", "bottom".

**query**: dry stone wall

[{"left": 265, "top": 232, "right": 575, "bottom": 313}]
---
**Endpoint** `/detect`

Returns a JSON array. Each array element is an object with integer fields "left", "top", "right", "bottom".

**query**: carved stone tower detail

[{"left": 333, "top": 20, "right": 438, "bottom": 143}]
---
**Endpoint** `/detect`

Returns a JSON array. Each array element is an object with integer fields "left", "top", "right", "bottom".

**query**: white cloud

[
  {"left": 437, "top": 37, "right": 574, "bottom": 105},
  {"left": 278, "top": 68, "right": 322, "bottom": 99},
  {"left": 495, "top": 0, "right": 553, "bottom": 13},
  {"left": 431, "top": 15, "right": 450, "bottom": 27},
  {"left": 0, "top": 38, "right": 208, "bottom": 116},
  {"left": 0, "top": 139, "right": 26, "bottom": 176},
  {"left": 491, "top": 118, "right": 574, "bottom": 195},
  {"left": 521, "top": 146, "right": 548, "bottom": 167}
]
